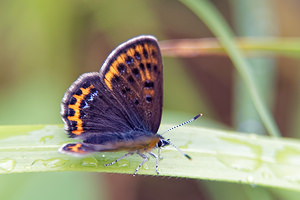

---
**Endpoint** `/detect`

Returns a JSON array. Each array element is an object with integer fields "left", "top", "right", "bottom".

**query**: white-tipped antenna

[
  {"left": 161, "top": 113, "right": 202, "bottom": 136},
  {"left": 168, "top": 141, "right": 192, "bottom": 160}
]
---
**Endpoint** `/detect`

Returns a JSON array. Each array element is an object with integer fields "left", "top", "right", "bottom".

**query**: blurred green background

[{"left": 1, "top": 0, "right": 300, "bottom": 199}]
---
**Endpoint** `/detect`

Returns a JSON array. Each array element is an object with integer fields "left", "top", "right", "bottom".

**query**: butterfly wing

[
  {"left": 99, "top": 35, "right": 163, "bottom": 133},
  {"left": 61, "top": 35, "right": 163, "bottom": 139},
  {"left": 61, "top": 72, "right": 133, "bottom": 138}
]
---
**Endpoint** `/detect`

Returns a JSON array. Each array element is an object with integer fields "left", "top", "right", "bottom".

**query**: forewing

[{"left": 99, "top": 35, "right": 163, "bottom": 133}]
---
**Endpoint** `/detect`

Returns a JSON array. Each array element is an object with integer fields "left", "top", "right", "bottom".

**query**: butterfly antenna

[
  {"left": 168, "top": 140, "right": 192, "bottom": 160},
  {"left": 161, "top": 113, "right": 202, "bottom": 136}
]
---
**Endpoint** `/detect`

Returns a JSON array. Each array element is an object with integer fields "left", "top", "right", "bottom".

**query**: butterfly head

[
  {"left": 156, "top": 136, "right": 170, "bottom": 148},
  {"left": 156, "top": 135, "right": 191, "bottom": 160}
]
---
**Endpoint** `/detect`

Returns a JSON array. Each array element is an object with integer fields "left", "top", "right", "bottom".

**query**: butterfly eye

[{"left": 157, "top": 140, "right": 162, "bottom": 147}]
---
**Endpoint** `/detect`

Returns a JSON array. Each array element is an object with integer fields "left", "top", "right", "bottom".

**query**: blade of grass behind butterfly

[
  {"left": 231, "top": 1, "right": 277, "bottom": 200},
  {"left": 200, "top": 1, "right": 277, "bottom": 200},
  {"left": 180, "top": 0, "right": 281, "bottom": 137},
  {"left": 160, "top": 37, "right": 300, "bottom": 58},
  {"left": 230, "top": 0, "right": 278, "bottom": 135}
]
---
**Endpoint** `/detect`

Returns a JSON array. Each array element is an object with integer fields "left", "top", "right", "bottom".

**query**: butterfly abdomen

[{"left": 82, "top": 131, "right": 160, "bottom": 152}]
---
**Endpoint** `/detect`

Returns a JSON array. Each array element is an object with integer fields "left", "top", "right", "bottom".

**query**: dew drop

[
  {"left": 142, "top": 163, "right": 149, "bottom": 170},
  {"left": 32, "top": 158, "right": 67, "bottom": 168},
  {"left": 116, "top": 159, "right": 130, "bottom": 167},
  {"left": 271, "top": 146, "right": 300, "bottom": 184},
  {"left": 216, "top": 136, "right": 262, "bottom": 172},
  {"left": 247, "top": 175, "right": 254, "bottom": 184},
  {"left": 217, "top": 154, "right": 260, "bottom": 172},
  {"left": 25, "top": 165, "right": 32, "bottom": 170},
  {"left": 46, "top": 158, "right": 67, "bottom": 168},
  {"left": 0, "top": 159, "right": 16, "bottom": 172},
  {"left": 80, "top": 157, "right": 98, "bottom": 167}
]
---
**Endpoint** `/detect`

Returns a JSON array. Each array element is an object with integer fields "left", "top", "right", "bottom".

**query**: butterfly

[{"left": 59, "top": 35, "right": 200, "bottom": 175}]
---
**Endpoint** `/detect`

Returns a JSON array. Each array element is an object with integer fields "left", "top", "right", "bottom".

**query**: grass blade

[
  {"left": 180, "top": 0, "right": 281, "bottom": 137},
  {"left": 0, "top": 125, "right": 300, "bottom": 191}
]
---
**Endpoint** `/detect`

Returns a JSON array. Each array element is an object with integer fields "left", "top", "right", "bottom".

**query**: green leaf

[{"left": 0, "top": 125, "right": 300, "bottom": 191}]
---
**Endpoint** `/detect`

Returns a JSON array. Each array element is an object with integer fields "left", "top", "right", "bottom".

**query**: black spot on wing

[
  {"left": 80, "top": 100, "right": 88, "bottom": 109},
  {"left": 117, "top": 64, "right": 126, "bottom": 74},
  {"left": 145, "top": 95, "right": 152, "bottom": 103},
  {"left": 70, "top": 97, "right": 77, "bottom": 105},
  {"left": 82, "top": 82, "right": 91, "bottom": 89},
  {"left": 125, "top": 56, "right": 134, "bottom": 66},
  {"left": 134, "top": 51, "right": 141, "bottom": 61},
  {"left": 139, "top": 63, "right": 145, "bottom": 71},
  {"left": 143, "top": 48, "right": 148, "bottom": 59},
  {"left": 132, "top": 68, "right": 140, "bottom": 78},
  {"left": 146, "top": 63, "right": 151, "bottom": 70},
  {"left": 75, "top": 89, "right": 82, "bottom": 96},
  {"left": 144, "top": 80, "right": 154, "bottom": 89}
]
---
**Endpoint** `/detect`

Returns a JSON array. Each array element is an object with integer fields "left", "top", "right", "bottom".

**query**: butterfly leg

[
  {"left": 158, "top": 148, "right": 163, "bottom": 159},
  {"left": 105, "top": 152, "right": 133, "bottom": 167},
  {"left": 149, "top": 152, "right": 159, "bottom": 175},
  {"left": 134, "top": 153, "right": 149, "bottom": 176}
]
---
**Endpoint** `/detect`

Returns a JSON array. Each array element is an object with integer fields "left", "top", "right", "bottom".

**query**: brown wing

[
  {"left": 99, "top": 35, "right": 163, "bottom": 133},
  {"left": 61, "top": 72, "right": 134, "bottom": 138}
]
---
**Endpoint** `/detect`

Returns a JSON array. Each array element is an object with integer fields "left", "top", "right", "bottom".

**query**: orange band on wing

[
  {"left": 104, "top": 43, "right": 159, "bottom": 92},
  {"left": 67, "top": 85, "right": 95, "bottom": 135},
  {"left": 67, "top": 143, "right": 85, "bottom": 153}
]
